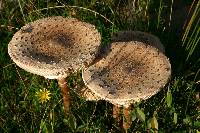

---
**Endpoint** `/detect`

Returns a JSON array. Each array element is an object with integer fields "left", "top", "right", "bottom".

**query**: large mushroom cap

[
  {"left": 8, "top": 16, "right": 101, "bottom": 79},
  {"left": 82, "top": 41, "right": 171, "bottom": 107},
  {"left": 112, "top": 31, "right": 165, "bottom": 53}
]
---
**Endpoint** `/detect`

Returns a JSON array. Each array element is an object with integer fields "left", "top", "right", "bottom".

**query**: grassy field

[{"left": 0, "top": 0, "right": 200, "bottom": 132}]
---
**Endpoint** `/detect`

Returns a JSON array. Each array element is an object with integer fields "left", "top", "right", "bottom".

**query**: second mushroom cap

[
  {"left": 82, "top": 41, "right": 171, "bottom": 107},
  {"left": 112, "top": 31, "right": 165, "bottom": 53}
]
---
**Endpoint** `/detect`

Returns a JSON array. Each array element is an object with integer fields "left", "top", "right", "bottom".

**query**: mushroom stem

[
  {"left": 113, "top": 105, "right": 121, "bottom": 122},
  {"left": 123, "top": 106, "right": 131, "bottom": 130},
  {"left": 113, "top": 105, "right": 131, "bottom": 130},
  {"left": 57, "top": 78, "right": 70, "bottom": 114}
]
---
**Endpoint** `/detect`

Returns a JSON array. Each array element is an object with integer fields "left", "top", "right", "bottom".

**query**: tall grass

[{"left": 182, "top": 0, "right": 200, "bottom": 62}]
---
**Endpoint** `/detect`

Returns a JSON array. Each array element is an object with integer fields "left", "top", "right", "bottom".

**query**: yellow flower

[{"left": 36, "top": 88, "right": 51, "bottom": 103}]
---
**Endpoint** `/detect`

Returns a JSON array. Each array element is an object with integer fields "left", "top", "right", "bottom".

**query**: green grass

[{"left": 0, "top": 0, "right": 200, "bottom": 132}]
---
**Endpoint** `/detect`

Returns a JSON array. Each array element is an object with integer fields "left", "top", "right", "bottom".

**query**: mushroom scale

[
  {"left": 82, "top": 41, "right": 171, "bottom": 107},
  {"left": 8, "top": 16, "right": 101, "bottom": 79},
  {"left": 112, "top": 31, "right": 165, "bottom": 53}
]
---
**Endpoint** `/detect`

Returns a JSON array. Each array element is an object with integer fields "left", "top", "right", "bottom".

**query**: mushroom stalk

[
  {"left": 123, "top": 106, "right": 131, "bottom": 130},
  {"left": 58, "top": 78, "right": 70, "bottom": 114},
  {"left": 113, "top": 105, "right": 120, "bottom": 121},
  {"left": 113, "top": 105, "right": 131, "bottom": 130}
]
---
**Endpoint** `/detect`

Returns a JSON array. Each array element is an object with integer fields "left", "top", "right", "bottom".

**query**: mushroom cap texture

[
  {"left": 8, "top": 16, "right": 101, "bottom": 79},
  {"left": 112, "top": 31, "right": 165, "bottom": 53},
  {"left": 82, "top": 41, "right": 171, "bottom": 107}
]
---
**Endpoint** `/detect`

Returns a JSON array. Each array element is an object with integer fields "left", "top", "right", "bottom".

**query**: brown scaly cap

[
  {"left": 82, "top": 41, "right": 171, "bottom": 107},
  {"left": 112, "top": 31, "right": 165, "bottom": 53},
  {"left": 8, "top": 16, "right": 101, "bottom": 79}
]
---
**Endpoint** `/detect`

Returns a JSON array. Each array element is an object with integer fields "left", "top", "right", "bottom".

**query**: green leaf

[
  {"left": 173, "top": 112, "right": 178, "bottom": 124},
  {"left": 194, "top": 121, "right": 200, "bottom": 128},
  {"left": 183, "top": 116, "right": 192, "bottom": 126},
  {"left": 40, "top": 120, "right": 48, "bottom": 133},
  {"left": 151, "top": 116, "right": 158, "bottom": 130},
  {"left": 166, "top": 88, "right": 172, "bottom": 108},
  {"left": 68, "top": 114, "right": 77, "bottom": 130},
  {"left": 63, "top": 118, "right": 68, "bottom": 124},
  {"left": 131, "top": 109, "right": 137, "bottom": 122},
  {"left": 76, "top": 124, "right": 87, "bottom": 132},
  {"left": 136, "top": 107, "right": 145, "bottom": 122},
  {"left": 147, "top": 118, "right": 152, "bottom": 129},
  {"left": 63, "top": 114, "right": 77, "bottom": 131}
]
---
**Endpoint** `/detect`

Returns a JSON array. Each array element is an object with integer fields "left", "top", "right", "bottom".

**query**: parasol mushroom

[
  {"left": 8, "top": 16, "right": 101, "bottom": 113},
  {"left": 112, "top": 30, "right": 165, "bottom": 53},
  {"left": 82, "top": 41, "right": 171, "bottom": 129}
]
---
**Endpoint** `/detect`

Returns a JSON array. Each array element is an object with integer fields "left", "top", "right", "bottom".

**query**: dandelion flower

[{"left": 36, "top": 88, "right": 51, "bottom": 103}]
